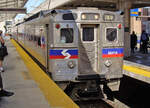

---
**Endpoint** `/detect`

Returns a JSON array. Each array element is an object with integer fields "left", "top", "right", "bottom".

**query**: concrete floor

[
  {"left": 125, "top": 49, "right": 150, "bottom": 66},
  {"left": 0, "top": 40, "right": 50, "bottom": 108}
]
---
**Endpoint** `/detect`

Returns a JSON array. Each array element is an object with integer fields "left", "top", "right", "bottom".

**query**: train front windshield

[{"left": 60, "top": 28, "right": 74, "bottom": 43}]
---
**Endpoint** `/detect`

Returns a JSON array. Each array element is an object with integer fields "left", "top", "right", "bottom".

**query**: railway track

[
  {"left": 75, "top": 98, "right": 129, "bottom": 108},
  {"left": 75, "top": 99, "right": 114, "bottom": 108}
]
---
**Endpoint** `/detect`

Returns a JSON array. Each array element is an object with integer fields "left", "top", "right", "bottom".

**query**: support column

[
  {"left": 117, "top": 0, "right": 132, "bottom": 57},
  {"left": 124, "top": 1, "right": 132, "bottom": 57}
]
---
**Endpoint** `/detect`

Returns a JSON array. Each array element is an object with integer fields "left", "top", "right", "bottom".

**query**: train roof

[
  {"left": 24, "top": 9, "right": 76, "bottom": 23},
  {"left": 16, "top": 8, "right": 122, "bottom": 26}
]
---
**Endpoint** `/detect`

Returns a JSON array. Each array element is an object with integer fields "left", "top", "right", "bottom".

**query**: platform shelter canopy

[
  {"left": 0, "top": 0, "right": 27, "bottom": 22},
  {"left": 48, "top": 0, "right": 150, "bottom": 10}
]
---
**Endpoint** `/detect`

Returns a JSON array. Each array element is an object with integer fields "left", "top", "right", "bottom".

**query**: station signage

[{"left": 130, "top": 8, "right": 139, "bottom": 17}]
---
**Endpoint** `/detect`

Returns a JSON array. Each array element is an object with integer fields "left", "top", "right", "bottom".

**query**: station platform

[
  {"left": 123, "top": 51, "right": 150, "bottom": 84},
  {"left": 0, "top": 40, "right": 50, "bottom": 108},
  {"left": 0, "top": 39, "right": 78, "bottom": 108}
]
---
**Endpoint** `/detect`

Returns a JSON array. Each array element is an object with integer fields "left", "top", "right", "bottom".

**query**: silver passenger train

[{"left": 12, "top": 7, "right": 124, "bottom": 100}]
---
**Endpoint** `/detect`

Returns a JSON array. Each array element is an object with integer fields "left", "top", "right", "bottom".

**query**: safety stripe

[
  {"left": 102, "top": 54, "right": 124, "bottom": 58},
  {"left": 49, "top": 49, "right": 78, "bottom": 59},
  {"left": 123, "top": 65, "right": 150, "bottom": 78},
  {"left": 11, "top": 39, "right": 79, "bottom": 108},
  {"left": 50, "top": 49, "right": 78, "bottom": 56},
  {"left": 49, "top": 55, "right": 78, "bottom": 59},
  {"left": 102, "top": 48, "right": 124, "bottom": 58}
]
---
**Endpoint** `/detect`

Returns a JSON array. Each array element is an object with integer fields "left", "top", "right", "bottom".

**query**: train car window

[
  {"left": 31, "top": 35, "right": 33, "bottom": 41},
  {"left": 34, "top": 36, "right": 37, "bottom": 41},
  {"left": 106, "top": 28, "right": 117, "bottom": 41},
  {"left": 38, "top": 37, "right": 41, "bottom": 46},
  {"left": 29, "top": 35, "right": 31, "bottom": 41},
  {"left": 60, "top": 28, "right": 73, "bottom": 43},
  {"left": 83, "top": 27, "right": 94, "bottom": 41},
  {"left": 63, "top": 13, "right": 77, "bottom": 20}
]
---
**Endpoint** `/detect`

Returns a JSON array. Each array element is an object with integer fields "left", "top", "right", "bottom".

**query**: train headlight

[
  {"left": 94, "top": 14, "right": 99, "bottom": 20},
  {"left": 81, "top": 13, "right": 100, "bottom": 20},
  {"left": 81, "top": 14, "right": 86, "bottom": 20},
  {"left": 104, "top": 60, "right": 112, "bottom": 67},
  {"left": 67, "top": 61, "right": 76, "bottom": 69}
]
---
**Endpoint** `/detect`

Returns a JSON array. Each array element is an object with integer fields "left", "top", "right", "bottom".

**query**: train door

[{"left": 79, "top": 24, "right": 99, "bottom": 75}]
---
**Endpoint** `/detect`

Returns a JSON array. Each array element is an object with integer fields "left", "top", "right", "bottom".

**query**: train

[{"left": 12, "top": 7, "right": 124, "bottom": 101}]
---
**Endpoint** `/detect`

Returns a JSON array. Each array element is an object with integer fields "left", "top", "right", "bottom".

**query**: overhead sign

[{"left": 130, "top": 8, "right": 139, "bottom": 17}]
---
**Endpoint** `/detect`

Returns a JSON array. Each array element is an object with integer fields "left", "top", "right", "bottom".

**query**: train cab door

[{"left": 79, "top": 24, "right": 99, "bottom": 75}]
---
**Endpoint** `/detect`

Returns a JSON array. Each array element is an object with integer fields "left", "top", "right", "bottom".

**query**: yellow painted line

[
  {"left": 19, "top": 41, "right": 46, "bottom": 66},
  {"left": 123, "top": 65, "right": 150, "bottom": 78},
  {"left": 11, "top": 39, "right": 79, "bottom": 108}
]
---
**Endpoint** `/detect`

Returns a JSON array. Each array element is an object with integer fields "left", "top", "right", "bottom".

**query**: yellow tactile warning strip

[
  {"left": 123, "top": 65, "right": 150, "bottom": 78},
  {"left": 11, "top": 39, "right": 79, "bottom": 108}
]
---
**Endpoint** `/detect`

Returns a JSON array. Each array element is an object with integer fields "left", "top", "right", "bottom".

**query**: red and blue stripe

[
  {"left": 102, "top": 48, "right": 124, "bottom": 58},
  {"left": 49, "top": 49, "right": 78, "bottom": 59}
]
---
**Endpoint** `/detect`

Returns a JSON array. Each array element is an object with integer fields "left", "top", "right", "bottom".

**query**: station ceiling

[
  {"left": 0, "top": 0, "right": 149, "bottom": 22},
  {"left": 0, "top": 0, "right": 27, "bottom": 22},
  {"left": 132, "top": 0, "right": 150, "bottom": 8},
  {"left": 50, "top": 0, "right": 150, "bottom": 11}
]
